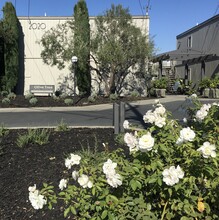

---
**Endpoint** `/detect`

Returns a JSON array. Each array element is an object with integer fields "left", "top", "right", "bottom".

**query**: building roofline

[
  {"left": 177, "top": 14, "right": 219, "bottom": 39},
  {"left": 18, "top": 15, "right": 146, "bottom": 20}
]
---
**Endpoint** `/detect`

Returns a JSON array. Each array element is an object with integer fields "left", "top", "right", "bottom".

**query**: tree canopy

[
  {"left": 73, "top": 0, "right": 91, "bottom": 95},
  {"left": 91, "top": 4, "right": 154, "bottom": 95},
  {"left": 1, "top": 2, "right": 19, "bottom": 92}
]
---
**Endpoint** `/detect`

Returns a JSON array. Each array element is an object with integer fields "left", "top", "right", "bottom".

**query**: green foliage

[
  {"left": 87, "top": 95, "right": 97, "bottom": 103},
  {"left": 0, "top": 90, "right": 8, "bottom": 97},
  {"left": 0, "top": 124, "right": 9, "bottom": 137},
  {"left": 109, "top": 93, "right": 118, "bottom": 101},
  {"left": 91, "top": 4, "right": 154, "bottom": 96},
  {"left": 73, "top": 0, "right": 91, "bottom": 96},
  {"left": 1, "top": 2, "right": 19, "bottom": 92},
  {"left": 29, "top": 97, "right": 38, "bottom": 105},
  {"left": 16, "top": 128, "right": 50, "bottom": 147},
  {"left": 64, "top": 98, "right": 73, "bottom": 106},
  {"left": 32, "top": 97, "right": 219, "bottom": 219},
  {"left": 199, "top": 77, "right": 212, "bottom": 90},
  {"left": 1, "top": 97, "right": 10, "bottom": 104},
  {"left": 25, "top": 92, "right": 34, "bottom": 100},
  {"left": 152, "top": 77, "right": 168, "bottom": 89},
  {"left": 7, "top": 92, "right": 16, "bottom": 100},
  {"left": 40, "top": 21, "right": 73, "bottom": 69},
  {"left": 55, "top": 119, "right": 69, "bottom": 132},
  {"left": 130, "top": 90, "right": 140, "bottom": 97}
]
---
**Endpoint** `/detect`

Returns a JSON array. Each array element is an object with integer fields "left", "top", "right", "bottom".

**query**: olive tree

[
  {"left": 91, "top": 4, "right": 154, "bottom": 96},
  {"left": 40, "top": 0, "right": 91, "bottom": 95}
]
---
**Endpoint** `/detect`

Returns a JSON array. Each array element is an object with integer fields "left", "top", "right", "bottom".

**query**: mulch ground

[
  {"left": 0, "top": 127, "right": 127, "bottom": 220},
  {"left": 0, "top": 95, "right": 150, "bottom": 108},
  {"left": 0, "top": 95, "right": 149, "bottom": 219}
]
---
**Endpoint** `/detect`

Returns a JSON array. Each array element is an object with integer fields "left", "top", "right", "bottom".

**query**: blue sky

[{"left": 0, "top": 0, "right": 218, "bottom": 54}]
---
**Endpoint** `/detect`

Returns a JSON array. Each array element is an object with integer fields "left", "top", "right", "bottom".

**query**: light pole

[{"left": 71, "top": 56, "right": 78, "bottom": 96}]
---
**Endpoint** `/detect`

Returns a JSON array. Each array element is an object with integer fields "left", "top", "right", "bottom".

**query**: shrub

[
  {"left": 1, "top": 91, "right": 8, "bottom": 97},
  {"left": 28, "top": 96, "right": 219, "bottom": 219},
  {"left": 60, "top": 93, "right": 68, "bottom": 99},
  {"left": 64, "top": 98, "right": 73, "bottom": 106},
  {"left": 52, "top": 95, "right": 60, "bottom": 102},
  {"left": 7, "top": 92, "right": 16, "bottom": 100},
  {"left": 109, "top": 93, "right": 118, "bottom": 101},
  {"left": 0, "top": 124, "right": 9, "bottom": 137},
  {"left": 130, "top": 90, "right": 140, "bottom": 97},
  {"left": 16, "top": 128, "right": 50, "bottom": 147},
  {"left": 199, "top": 77, "right": 211, "bottom": 91},
  {"left": 55, "top": 120, "right": 69, "bottom": 132},
  {"left": 2, "top": 97, "right": 10, "bottom": 104},
  {"left": 152, "top": 77, "right": 168, "bottom": 89},
  {"left": 87, "top": 95, "right": 96, "bottom": 103},
  {"left": 29, "top": 97, "right": 38, "bottom": 105},
  {"left": 25, "top": 92, "right": 34, "bottom": 100}
]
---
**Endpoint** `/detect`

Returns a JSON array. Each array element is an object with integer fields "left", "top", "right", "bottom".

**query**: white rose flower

[
  {"left": 78, "top": 174, "right": 93, "bottom": 188},
  {"left": 28, "top": 184, "right": 36, "bottom": 193},
  {"left": 65, "top": 158, "right": 72, "bottom": 169},
  {"left": 106, "top": 173, "right": 122, "bottom": 188},
  {"left": 176, "top": 137, "right": 184, "bottom": 145},
  {"left": 178, "top": 127, "right": 196, "bottom": 143},
  {"left": 190, "top": 94, "right": 197, "bottom": 99},
  {"left": 154, "top": 115, "right": 166, "bottom": 128},
  {"left": 212, "top": 102, "right": 219, "bottom": 106},
  {"left": 175, "top": 165, "right": 184, "bottom": 179},
  {"left": 65, "top": 154, "right": 81, "bottom": 169},
  {"left": 123, "top": 120, "right": 130, "bottom": 129},
  {"left": 197, "top": 141, "right": 216, "bottom": 158},
  {"left": 162, "top": 166, "right": 179, "bottom": 186},
  {"left": 195, "top": 109, "right": 208, "bottom": 122},
  {"left": 70, "top": 154, "right": 81, "bottom": 165},
  {"left": 143, "top": 110, "right": 156, "bottom": 124},
  {"left": 103, "top": 159, "right": 117, "bottom": 175},
  {"left": 59, "top": 179, "right": 68, "bottom": 190},
  {"left": 72, "top": 170, "right": 79, "bottom": 180},
  {"left": 162, "top": 165, "right": 184, "bottom": 186},
  {"left": 202, "top": 103, "right": 211, "bottom": 111},
  {"left": 154, "top": 105, "right": 166, "bottom": 116},
  {"left": 183, "top": 118, "right": 187, "bottom": 123},
  {"left": 138, "top": 132, "right": 154, "bottom": 152},
  {"left": 29, "top": 190, "right": 47, "bottom": 210},
  {"left": 124, "top": 132, "right": 138, "bottom": 152}
]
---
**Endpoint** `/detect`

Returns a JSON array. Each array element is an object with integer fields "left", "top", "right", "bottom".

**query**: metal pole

[
  {"left": 113, "top": 103, "right": 119, "bottom": 134},
  {"left": 119, "top": 102, "right": 125, "bottom": 133},
  {"left": 73, "top": 63, "right": 76, "bottom": 96}
]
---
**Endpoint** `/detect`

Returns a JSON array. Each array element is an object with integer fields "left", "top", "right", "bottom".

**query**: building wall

[
  {"left": 175, "top": 15, "right": 219, "bottom": 86},
  {"left": 18, "top": 16, "right": 149, "bottom": 95}
]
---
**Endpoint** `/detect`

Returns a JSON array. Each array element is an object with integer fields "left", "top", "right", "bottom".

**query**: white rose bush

[{"left": 28, "top": 98, "right": 219, "bottom": 219}]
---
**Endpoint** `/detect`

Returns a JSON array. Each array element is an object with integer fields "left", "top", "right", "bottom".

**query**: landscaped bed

[
  {"left": 1, "top": 95, "right": 219, "bottom": 220},
  {"left": 0, "top": 127, "right": 124, "bottom": 220}
]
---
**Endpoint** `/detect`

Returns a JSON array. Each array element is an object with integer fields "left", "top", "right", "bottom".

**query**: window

[{"left": 187, "top": 36, "right": 192, "bottom": 48}]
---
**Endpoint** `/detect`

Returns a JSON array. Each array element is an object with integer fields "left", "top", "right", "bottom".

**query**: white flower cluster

[
  {"left": 28, "top": 184, "right": 47, "bottom": 210},
  {"left": 59, "top": 179, "right": 68, "bottom": 190},
  {"left": 103, "top": 159, "right": 122, "bottom": 188},
  {"left": 162, "top": 165, "right": 184, "bottom": 186},
  {"left": 123, "top": 120, "right": 130, "bottom": 129},
  {"left": 77, "top": 174, "right": 93, "bottom": 188},
  {"left": 197, "top": 141, "right": 216, "bottom": 158},
  {"left": 195, "top": 103, "right": 211, "bottom": 122},
  {"left": 176, "top": 127, "right": 196, "bottom": 145},
  {"left": 124, "top": 131, "right": 155, "bottom": 153},
  {"left": 65, "top": 153, "right": 81, "bottom": 169},
  {"left": 143, "top": 100, "right": 167, "bottom": 128}
]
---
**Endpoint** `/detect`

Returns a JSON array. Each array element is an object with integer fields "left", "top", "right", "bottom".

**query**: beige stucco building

[{"left": 18, "top": 16, "right": 149, "bottom": 95}]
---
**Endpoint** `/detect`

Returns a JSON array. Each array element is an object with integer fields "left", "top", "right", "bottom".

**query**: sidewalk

[{"left": 0, "top": 95, "right": 189, "bottom": 113}]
